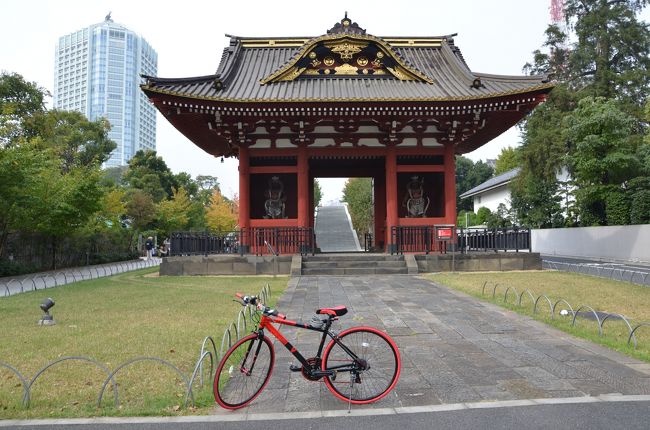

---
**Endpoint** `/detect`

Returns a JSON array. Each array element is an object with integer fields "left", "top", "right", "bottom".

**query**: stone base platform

[
  {"left": 159, "top": 255, "right": 292, "bottom": 276},
  {"left": 160, "top": 252, "right": 542, "bottom": 276}
]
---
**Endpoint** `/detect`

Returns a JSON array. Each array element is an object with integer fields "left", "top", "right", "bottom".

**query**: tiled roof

[
  {"left": 459, "top": 167, "right": 521, "bottom": 199},
  {"left": 141, "top": 34, "right": 552, "bottom": 103}
]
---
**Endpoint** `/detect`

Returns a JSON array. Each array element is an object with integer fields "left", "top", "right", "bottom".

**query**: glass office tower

[{"left": 54, "top": 15, "right": 158, "bottom": 167}]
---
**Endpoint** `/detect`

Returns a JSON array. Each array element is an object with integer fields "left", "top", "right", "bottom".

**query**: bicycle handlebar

[{"left": 235, "top": 293, "right": 286, "bottom": 319}]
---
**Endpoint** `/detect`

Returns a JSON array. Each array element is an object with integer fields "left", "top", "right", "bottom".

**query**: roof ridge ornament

[{"left": 327, "top": 13, "right": 366, "bottom": 35}]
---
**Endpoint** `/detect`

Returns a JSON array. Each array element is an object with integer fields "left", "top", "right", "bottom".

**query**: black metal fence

[
  {"left": 169, "top": 231, "right": 241, "bottom": 256},
  {"left": 458, "top": 227, "right": 531, "bottom": 253},
  {"left": 390, "top": 226, "right": 531, "bottom": 254},
  {"left": 251, "top": 227, "right": 315, "bottom": 256},
  {"left": 169, "top": 228, "right": 315, "bottom": 257}
]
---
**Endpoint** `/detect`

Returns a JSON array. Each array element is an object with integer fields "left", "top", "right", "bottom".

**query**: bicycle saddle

[{"left": 316, "top": 306, "right": 348, "bottom": 316}]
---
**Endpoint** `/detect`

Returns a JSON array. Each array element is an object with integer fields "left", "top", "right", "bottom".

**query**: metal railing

[
  {"left": 170, "top": 231, "right": 241, "bottom": 256},
  {"left": 458, "top": 227, "right": 531, "bottom": 253},
  {"left": 170, "top": 228, "right": 315, "bottom": 257},
  {"left": 363, "top": 233, "right": 373, "bottom": 252},
  {"left": 252, "top": 227, "right": 315, "bottom": 256}
]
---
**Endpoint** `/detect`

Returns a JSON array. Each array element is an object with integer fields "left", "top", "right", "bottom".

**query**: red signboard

[{"left": 435, "top": 225, "right": 454, "bottom": 241}]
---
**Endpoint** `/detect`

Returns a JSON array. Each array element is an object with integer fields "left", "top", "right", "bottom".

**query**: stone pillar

[
  {"left": 444, "top": 143, "right": 457, "bottom": 225},
  {"left": 238, "top": 146, "right": 250, "bottom": 254},
  {"left": 385, "top": 145, "right": 398, "bottom": 253}
]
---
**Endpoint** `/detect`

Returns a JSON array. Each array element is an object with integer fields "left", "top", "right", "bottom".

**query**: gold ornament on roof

[
  {"left": 323, "top": 56, "right": 335, "bottom": 66},
  {"left": 356, "top": 56, "right": 368, "bottom": 66},
  {"left": 308, "top": 51, "right": 317, "bottom": 59},
  {"left": 334, "top": 63, "right": 359, "bottom": 75},
  {"left": 326, "top": 40, "right": 368, "bottom": 60}
]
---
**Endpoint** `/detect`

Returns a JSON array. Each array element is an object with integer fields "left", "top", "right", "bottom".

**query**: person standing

[{"left": 145, "top": 236, "right": 154, "bottom": 260}]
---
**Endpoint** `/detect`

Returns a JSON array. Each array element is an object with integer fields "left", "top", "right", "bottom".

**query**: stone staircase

[{"left": 301, "top": 253, "right": 409, "bottom": 276}]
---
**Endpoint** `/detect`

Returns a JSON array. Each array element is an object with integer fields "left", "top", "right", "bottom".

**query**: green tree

[
  {"left": 342, "top": 178, "right": 373, "bottom": 237},
  {"left": 564, "top": 97, "right": 646, "bottom": 225},
  {"left": 125, "top": 189, "right": 156, "bottom": 232},
  {"left": 456, "top": 156, "right": 494, "bottom": 213},
  {"left": 0, "top": 72, "right": 46, "bottom": 146},
  {"left": 124, "top": 150, "right": 178, "bottom": 202},
  {"left": 314, "top": 179, "right": 323, "bottom": 207},
  {"left": 494, "top": 147, "right": 521, "bottom": 175}
]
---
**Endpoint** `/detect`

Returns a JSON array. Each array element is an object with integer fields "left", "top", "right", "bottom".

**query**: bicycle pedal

[{"left": 289, "top": 364, "right": 302, "bottom": 372}]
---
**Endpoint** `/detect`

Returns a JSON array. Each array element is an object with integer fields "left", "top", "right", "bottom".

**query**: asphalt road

[{"left": 3, "top": 401, "right": 650, "bottom": 430}]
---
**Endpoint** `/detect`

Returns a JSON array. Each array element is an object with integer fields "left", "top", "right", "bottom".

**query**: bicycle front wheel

[
  {"left": 213, "top": 333, "right": 275, "bottom": 409},
  {"left": 322, "top": 326, "right": 400, "bottom": 404}
]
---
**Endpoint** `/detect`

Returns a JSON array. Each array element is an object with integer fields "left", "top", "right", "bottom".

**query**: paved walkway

[
  {"left": 314, "top": 205, "right": 361, "bottom": 252},
  {"left": 216, "top": 275, "right": 650, "bottom": 415}
]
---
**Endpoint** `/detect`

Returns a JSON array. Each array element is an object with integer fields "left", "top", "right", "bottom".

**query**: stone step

[
  {"left": 303, "top": 254, "right": 404, "bottom": 262},
  {"left": 302, "top": 260, "right": 407, "bottom": 269},
  {"left": 301, "top": 267, "right": 408, "bottom": 276}
]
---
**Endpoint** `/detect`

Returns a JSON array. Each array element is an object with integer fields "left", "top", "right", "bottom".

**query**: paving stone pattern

[{"left": 215, "top": 275, "right": 650, "bottom": 415}]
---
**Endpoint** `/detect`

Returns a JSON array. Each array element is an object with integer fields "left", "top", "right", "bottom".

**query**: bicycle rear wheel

[
  {"left": 213, "top": 333, "right": 275, "bottom": 409},
  {"left": 322, "top": 326, "right": 400, "bottom": 404}
]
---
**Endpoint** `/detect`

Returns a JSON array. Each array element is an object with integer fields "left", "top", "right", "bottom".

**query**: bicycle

[{"left": 213, "top": 293, "right": 401, "bottom": 410}]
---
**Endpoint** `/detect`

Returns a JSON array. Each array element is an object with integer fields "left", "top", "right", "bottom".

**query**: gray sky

[{"left": 1, "top": 0, "right": 570, "bottom": 203}]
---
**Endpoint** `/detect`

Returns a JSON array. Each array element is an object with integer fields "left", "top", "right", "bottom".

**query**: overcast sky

[{"left": 0, "top": 0, "right": 595, "bottom": 203}]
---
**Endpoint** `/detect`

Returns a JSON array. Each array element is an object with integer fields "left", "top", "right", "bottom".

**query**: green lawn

[
  {"left": 429, "top": 271, "right": 650, "bottom": 363},
  {"left": 0, "top": 268, "right": 288, "bottom": 419}
]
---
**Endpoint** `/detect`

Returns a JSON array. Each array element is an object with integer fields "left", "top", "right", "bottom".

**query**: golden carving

[
  {"left": 357, "top": 56, "right": 368, "bottom": 66},
  {"left": 372, "top": 58, "right": 382, "bottom": 67},
  {"left": 362, "top": 68, "right": 368, "bottom": 75},
  {"left": 308, "top": 51, "right": 317, "bottom": 59},
  {"left": 324, "top": 69, "right": 331, "bottom": 75},
  {"left": 311, "top": 59, "right": 321, "bottom": 67},
  {"left": 323, "top": 56, "right": 335, "bottom": 66},
  {"left": 376, "top": 51, "right": 384, "bottom": 59},
  {"left": 325, "top": 40, "right": 368, "bottom": 60},
  {"left": 334, "top": 63, "right": 359, "bottom": 75},
  {"left": 343, "top": 19, "right": 350, "bottom": 27}
]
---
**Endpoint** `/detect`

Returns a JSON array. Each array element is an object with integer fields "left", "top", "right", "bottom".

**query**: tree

[
  {"left": 157, "top": 187, "right": 192, "bottom": 234},
  {"left": 342, "top": 178, "right": 373, "bottom": 237},
  {"left": 125, "top": 189, "right": 156, "bottom": 232},
  {"left": 0, "top": 72, "right": 46, "bottom": 146},
  {"left": 314, "top": 179, "right": 323, "bottom": 207},
  {"left": 124, "top": 150, "right": 178, "bottom": 202},
  {"left": 515, "top": 1, "right": 650, "bottom": 227},
  {"left": 27, "top": 109, "right": 115, "bottom": 173},
  {"left": 455, "top": 156, "right": 494, "bottom": 213},
  {"left": 564, "top": 97, "right": 644, "bottom": 225},
  {"left": 206, "top": 189, "right": 238, "bottom": 232},
  {"left": 494, "top": 147, "right": 521, "bottom": 175}
]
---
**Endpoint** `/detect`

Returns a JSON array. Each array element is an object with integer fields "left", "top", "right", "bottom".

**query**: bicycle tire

[
  {"left": 322, "top": 326, "right": 400, "bottom": 404},
  {"left": 213, "top": 333, "right": 275, "bottom": 409}
]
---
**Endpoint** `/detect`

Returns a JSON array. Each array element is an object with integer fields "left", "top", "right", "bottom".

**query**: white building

[
  {"left": 460, "top": 168, "right": 520, "bottom": 213},
  {"left": 53, "top": 14, "right": 158, "bottom": 168}
]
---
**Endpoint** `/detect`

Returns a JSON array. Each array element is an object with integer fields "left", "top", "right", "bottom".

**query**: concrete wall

[
  {"left": 532, "top": 225, "right": 650, "bottom": 263},
  {"left": 416, "top": 252, "right": 542, "bottom": 272}
]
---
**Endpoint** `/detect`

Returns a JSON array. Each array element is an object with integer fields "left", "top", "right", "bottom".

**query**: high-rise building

[{"left": 53, "top": 14, "right": 158, "bottom": 168}]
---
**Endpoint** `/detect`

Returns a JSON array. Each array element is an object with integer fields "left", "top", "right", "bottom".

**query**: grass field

[
  {"left": 429, "top": 270, "right": 650, "bottom": 363},
  {"left": 0, "top": 268, "right": 288, "bottom": 419}
]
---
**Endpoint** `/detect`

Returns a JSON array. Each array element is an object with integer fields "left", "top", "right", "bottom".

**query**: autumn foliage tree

[{"left": 206, "top": 189, "right": 238, "bottom": 232}]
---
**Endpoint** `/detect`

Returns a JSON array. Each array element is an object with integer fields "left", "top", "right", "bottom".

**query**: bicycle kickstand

[{"left": 348, "top": 376, "right": 353, "bottom": 413}]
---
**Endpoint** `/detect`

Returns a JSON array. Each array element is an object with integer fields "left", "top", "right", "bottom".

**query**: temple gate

[{"left": 142, "top": 15, "right": 553, "bottom": 254}]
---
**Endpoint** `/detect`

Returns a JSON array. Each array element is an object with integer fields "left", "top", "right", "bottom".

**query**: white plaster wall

[
  {"left": 532, "top": 225, "right": 650, "bottom": 263},
  {"left": 473, "top": 187, "right": 511, "bottom": 213}
]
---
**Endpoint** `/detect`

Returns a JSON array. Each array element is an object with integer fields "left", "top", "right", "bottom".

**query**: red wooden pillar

[
  {"left": 444, "top": 143, "right": 457, "bottom": 225},
  {"left": 385, "top": 145, "right": 398, "bottom": 253},
  {"left": 297, "top": 144, "right": 309, "bottom": 228},
  {"left": 238, "top": 145, "right": 250, "bottom": 253}
]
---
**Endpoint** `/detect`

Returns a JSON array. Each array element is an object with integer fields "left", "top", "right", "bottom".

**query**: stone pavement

[
  {"left": 314, "top": 205, "right": 361, "bottom": 252},
  {"left": 215, "top": 275, "right": 650, "bottom": 415}
]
